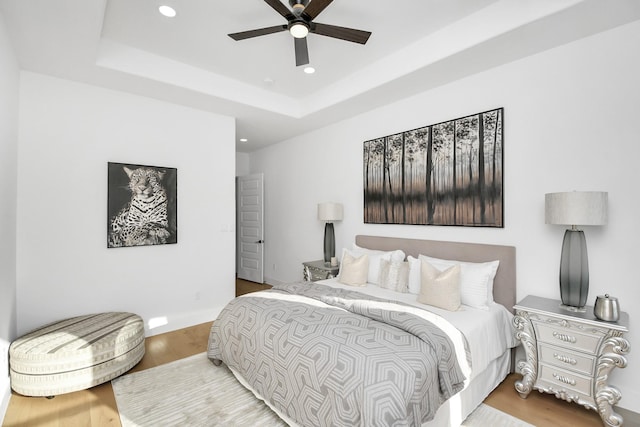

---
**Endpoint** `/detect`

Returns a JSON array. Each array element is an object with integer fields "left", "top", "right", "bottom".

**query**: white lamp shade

[
  {"left": 318, "top": 202, "right": 343, "bottom": 222},
  {"left": 545, "top": 191, "right": 608, "bottom": 226}
]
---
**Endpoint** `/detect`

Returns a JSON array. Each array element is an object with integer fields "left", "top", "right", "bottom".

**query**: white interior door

[{"left": 236, "top": 173, "right": 264, "bottom": 283}]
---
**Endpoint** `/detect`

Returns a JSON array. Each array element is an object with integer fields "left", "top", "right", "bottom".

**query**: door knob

[{"left": 255, "top": 240, "right": 264, "bottom": 244}]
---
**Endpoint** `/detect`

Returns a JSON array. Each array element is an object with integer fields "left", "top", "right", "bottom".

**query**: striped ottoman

[{"left": 9, "top": 312, "right": 145, "bottom": 397}]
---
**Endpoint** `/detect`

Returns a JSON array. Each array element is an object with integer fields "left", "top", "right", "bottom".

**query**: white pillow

[
  {"left": 338, "top": 252, "right": 369, "bottom": 286},
  {"left": 378, "top": 259, "right": 410, "bottom": 293},
  {"left": 418, "top": 254, "right": 499, "bottom": 310},
  {"left": 339, "top": 244, "right": 405, "bottom": 285},
  {"left": 418, "top": 260, "right": 461, "bottom": 311},
  {"left": 352, "top": 243, "right": 405, "bottom": 264},
  {"left": 407, "top": 256, "right": 421, "bottom": 294}
]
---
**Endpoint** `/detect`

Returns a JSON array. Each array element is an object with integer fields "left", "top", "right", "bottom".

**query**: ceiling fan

[{"left": 228, "top": 0, "right": 371, "bottom": 67}]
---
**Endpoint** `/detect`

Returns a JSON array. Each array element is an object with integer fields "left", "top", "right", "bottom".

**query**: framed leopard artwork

[{"left": 107, "top": 162, "right": 177, "bottom": 248}]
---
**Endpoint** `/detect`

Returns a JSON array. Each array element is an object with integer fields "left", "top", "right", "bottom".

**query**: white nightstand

[
  {"left": 302, "top": 260, "right": 340, "bottom": 282},
  {"left": 513, "top": 295, "right": 630, "bottom": 427}
]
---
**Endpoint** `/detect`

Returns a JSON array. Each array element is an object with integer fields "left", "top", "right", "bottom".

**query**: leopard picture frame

[{"left": 107, "top": 162, "right": 177, "bottom": 248}]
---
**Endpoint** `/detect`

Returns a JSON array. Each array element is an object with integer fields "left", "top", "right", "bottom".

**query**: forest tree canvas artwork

[
  {"left": 364, "top": 108, "right": 503, "bottom": 227},
  {"left": 107, "top": 162, "right": 178, "bottom": 248}
]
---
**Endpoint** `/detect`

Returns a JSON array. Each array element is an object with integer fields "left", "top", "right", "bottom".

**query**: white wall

[
  {"left": 236, "top": 152, "right": 250, "bottom": 177},
  {"left": 16, "top": 72, "right": 236, "bottom": 337},
  {"left": 0, "top": 11, "right": 19, "bottom": 422},
  {"left": 250, "top": 20, "right": 640, "bottom": 412}
]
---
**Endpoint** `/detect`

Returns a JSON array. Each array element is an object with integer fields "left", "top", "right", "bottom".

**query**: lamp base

[
  {"left": 559, "top": 304, "right": 587, "bottom": 313},
  {"left": 323, "top": 222, "right": 335, "bottom": 264},
  {"left": 559, "top": 228, "right": 589, "bottom": 309}
]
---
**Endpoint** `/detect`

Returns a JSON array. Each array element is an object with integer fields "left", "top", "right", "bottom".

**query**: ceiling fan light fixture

[{"left": 290, "top": 22, "right": 309, "bottom": 39}]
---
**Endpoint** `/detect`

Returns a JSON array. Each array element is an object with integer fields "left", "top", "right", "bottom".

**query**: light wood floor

[{"left": 3, "top": 279, "right": 605, "bottom": 426}]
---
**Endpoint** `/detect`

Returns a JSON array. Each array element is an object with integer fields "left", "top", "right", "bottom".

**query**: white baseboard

[
  {"left": 617, "top": 406, "right": 640, "bottom": 425},
  {"left": 144, "top": 307, "right": 221, "bottom": 337},
  {"left": 0, "top": 377, "right": 10, "bottom": 425},
  {"left": 0, "top": 338, "right": 9, "bottom": 424}
]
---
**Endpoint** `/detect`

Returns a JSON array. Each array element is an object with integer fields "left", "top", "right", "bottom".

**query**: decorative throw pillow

[
  {"left": 418, "top": 255, "right": 499, "bottom": 310},
  {"left": 378, "top": 259, "right": 410, "bottom": 293},
  {"left": 338, "top": 245, "right": 405, "bottom": 285},
  {"left": 338, "top": 252, "right": 369, "bottom": 286},
  {"left": 418, "top": 260, "right": 461, "bottom": 311}
]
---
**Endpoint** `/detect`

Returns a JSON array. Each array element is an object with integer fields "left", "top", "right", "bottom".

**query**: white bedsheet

[{"left": 317, "top": 278, "right": 518, "bottom": 381}]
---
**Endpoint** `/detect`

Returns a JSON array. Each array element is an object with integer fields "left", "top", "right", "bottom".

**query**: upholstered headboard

[{"left": 355, "top": 235, "right": 517, "bottom": 313}]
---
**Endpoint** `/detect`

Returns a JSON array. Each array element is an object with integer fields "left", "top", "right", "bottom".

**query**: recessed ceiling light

[
  {"left": 240, "top": 138, "right": 248, "bottom": 143},
  {"left": 303, "top": 66, "right": 315, "bottom": 74},
  {"left": 158, "top": 5, "right": 176, "bottom": 18}
]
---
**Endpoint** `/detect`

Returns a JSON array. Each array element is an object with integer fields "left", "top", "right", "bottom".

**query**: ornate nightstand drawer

[
  {"left": 533, "top": 321, "right": 602, "bottom": 354},
  {"left": 539, "top": 363, "right": 593, "bottom": 400},
  {"left": 538, "top": 343, "right": 595, "bottom": 376}
]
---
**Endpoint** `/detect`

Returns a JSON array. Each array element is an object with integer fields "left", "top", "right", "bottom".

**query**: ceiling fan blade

[
  {"left": 264, "top": 0, "right": 295, "bottom": 20},
  {"left": 311, "top": 22, "right": 371, "bottom": 44},
  {"left": 301, "top": 0, "right": 333, "bottom": 21},
  {"left": 294, "top": 37, "right": 309, "bottom": 66},
  {"left": 228, "top": 25, "right": 287, "bottom": 41}
]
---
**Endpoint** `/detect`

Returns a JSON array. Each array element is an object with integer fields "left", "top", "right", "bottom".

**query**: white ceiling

[{"left": 1, "top": 0, "right": 640, "bottom": 152}]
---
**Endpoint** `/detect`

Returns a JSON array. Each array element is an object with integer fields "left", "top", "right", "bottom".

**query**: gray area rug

[{"left": 112, "top": 352, "right": 533, "bottom": 427}]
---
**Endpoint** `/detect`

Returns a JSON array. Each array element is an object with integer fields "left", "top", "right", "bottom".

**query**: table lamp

[
  {"left": 545, "top": 191, "right": 608, "bottom": 311},
  {"left": 318, "top": 202, "right": 343, "bottom": 264}
]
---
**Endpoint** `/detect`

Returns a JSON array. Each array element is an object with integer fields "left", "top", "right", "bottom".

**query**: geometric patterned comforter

[{"left": 208, "top": 282, "right": 470, "bottom": 426}]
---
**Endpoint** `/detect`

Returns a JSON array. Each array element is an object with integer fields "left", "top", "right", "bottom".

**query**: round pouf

[{"left": 9, "top": 312, "right": 145, "bottom": 397}]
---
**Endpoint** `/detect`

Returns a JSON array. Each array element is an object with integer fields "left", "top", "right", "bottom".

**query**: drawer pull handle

[
  {"left": 553, "top": 353, "right": 577, "bottom": 365},
  {"left": 552, "top": 331, "right": 577, "bottom": 343},
  {"left": 553, "top": 372, "right": 576, "bottom": 386}
]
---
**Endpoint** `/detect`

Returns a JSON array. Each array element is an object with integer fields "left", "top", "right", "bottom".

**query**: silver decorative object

[{"left": 594, "top": 294, "right": 620, "bottom": 322}]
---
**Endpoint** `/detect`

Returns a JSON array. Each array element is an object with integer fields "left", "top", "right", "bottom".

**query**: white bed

[
  {"left": 210, "top": 235, "right": 518, "bottom": 426},
  {"left": 352, "top": 235, "right": 518, "bottom": 426}
]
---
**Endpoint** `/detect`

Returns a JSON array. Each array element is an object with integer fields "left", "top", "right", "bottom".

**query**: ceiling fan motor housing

[{"left": 288, "top": 19, "right": 309, "bottom": 31}]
